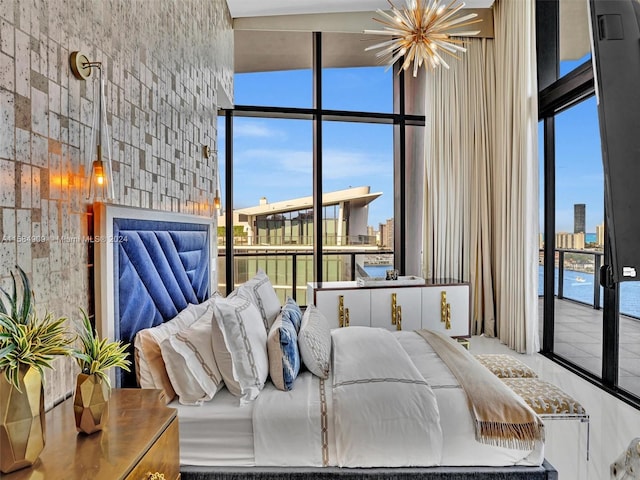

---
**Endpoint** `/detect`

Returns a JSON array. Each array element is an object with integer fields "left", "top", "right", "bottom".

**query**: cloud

[
  {"left": 237, "top": 148, "right": 389, "bottom": 180},
  {"left": 233, "top": 121, "right": 286, "bottom": 139},
  {"left": 232, "top": 147, "right": 392, "bottom": 217}
]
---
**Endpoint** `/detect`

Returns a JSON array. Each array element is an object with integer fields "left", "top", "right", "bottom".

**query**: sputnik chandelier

[{"left": 364, "top": 0, "right": 482, "bottom": 76}]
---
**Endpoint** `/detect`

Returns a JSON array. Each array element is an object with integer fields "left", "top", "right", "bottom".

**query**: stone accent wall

[{"left": 0, "top": 0, "right": 233, "bottom": 409}]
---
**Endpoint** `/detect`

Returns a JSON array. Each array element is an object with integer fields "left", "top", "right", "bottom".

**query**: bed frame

[{"left": 94, "top": 203, "right": 557, "bottom": 480}]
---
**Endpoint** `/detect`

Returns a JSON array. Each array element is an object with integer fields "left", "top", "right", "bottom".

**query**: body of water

[{"left": 539, "top": 265, "right": 640, "bottom": 318}]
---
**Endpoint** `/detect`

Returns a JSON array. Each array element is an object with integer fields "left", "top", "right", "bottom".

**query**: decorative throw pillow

[
  {"left": 236, "top": 269, "right": 281, "bottom": 331},
  {"left": 211, "top": 295, "right": 269, "bottom": 403},
  {"left": 298, "top": 305, "right": 331, "bottom": 379},
  {"left": 267, "top": 311, "right": 301, "bottom": 391},
  {"left": 281, "top": 296, "right": 303, "bottom": 333},
  {"left": 160, "top": 307, "right": 224, "bottom": 405},
  {"left": 134, "top": 300, "right": 212, "bottom": 402}
]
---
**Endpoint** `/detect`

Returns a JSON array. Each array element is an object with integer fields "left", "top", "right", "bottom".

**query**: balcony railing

[
  {"left": 217, "top": 248, "right": 394, "bottom": 305},
  {"left": 540, "top": 248, "right": 640, "bottom": 320},
  {"left": 217, "top": 234, "right": 380, "bottom": 247}
]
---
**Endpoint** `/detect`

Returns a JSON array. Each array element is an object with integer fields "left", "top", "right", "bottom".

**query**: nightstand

[{"left": 1, "top": 389, "right": 179, "bottom": 480}]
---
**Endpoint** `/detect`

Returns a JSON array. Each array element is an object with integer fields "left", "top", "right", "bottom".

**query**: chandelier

[{"left": 364, "top": 0, "right": 482, "bottom": 76}]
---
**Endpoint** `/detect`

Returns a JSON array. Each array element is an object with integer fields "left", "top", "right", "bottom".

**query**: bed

[{"left": 94, "top": 203, "right": 558, "bottom": 479}]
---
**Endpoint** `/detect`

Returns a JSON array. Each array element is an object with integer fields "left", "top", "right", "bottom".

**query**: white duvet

[
  {"left": 180, "top": 328, "right": 543, "bottom": 468},
  {"left": 253, "top": 327, "right": 543, "bottom": 468}
]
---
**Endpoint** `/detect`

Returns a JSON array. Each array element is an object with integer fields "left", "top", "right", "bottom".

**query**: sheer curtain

[
  {"left": 492, "top": 0, "right": 539, "bottom": 353},
  {"left": 420, "top": 0, "right": 539, "bottom": 353}
]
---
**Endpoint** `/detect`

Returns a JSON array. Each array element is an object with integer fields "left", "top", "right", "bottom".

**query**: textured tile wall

[{"left": 0, "top": 0, "right": 233, "bottom": 409}]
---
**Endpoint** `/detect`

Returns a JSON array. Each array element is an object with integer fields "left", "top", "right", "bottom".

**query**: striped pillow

[
  {"left": 160, "top": 306, "right": 224, "bottom": 405},
  {"left": 211, "top": 295, "right": 269, "bottom": 404}
]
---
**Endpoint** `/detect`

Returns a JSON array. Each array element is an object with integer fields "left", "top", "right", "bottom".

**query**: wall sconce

[
  {"left": 204, "top": 145, "right": 222, "bottom": 213},
  {"left": 70, "top": 51, "right": 115, "bottom": 202}
]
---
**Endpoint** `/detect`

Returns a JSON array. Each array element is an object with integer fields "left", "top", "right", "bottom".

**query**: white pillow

[
  {"left": 134, "top": 300, "right": 212, "bottom": 402},
  {"left": 236, "top": 269, "right": 281, "bottom": 331},
  {"left": 211, "top": 295, "right": 269, "bottom": 404},
  {"left": 298, "top": 305, "right": 331, "bottom": 379},
  {"left": 160, "top": 307, "right": 224, "bottom": 405}
]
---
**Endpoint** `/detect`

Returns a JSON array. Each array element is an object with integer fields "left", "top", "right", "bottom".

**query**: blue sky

[
  {"left": 219, "top": 67, "right": 395, "bottom": 227},
  {"left": 538, "top": 54, "right": 604, "bottom": 234},
  {"left": 221, "top": 57, "right": 605, "bottom": 233}
]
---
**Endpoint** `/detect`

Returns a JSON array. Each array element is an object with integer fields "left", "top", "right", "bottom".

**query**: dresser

[
  {"left": 307, "top": 279, "right": 470, "bottom": 337},
  {"left": 1, "top": 389, "right": 179, "bottom": 480}
]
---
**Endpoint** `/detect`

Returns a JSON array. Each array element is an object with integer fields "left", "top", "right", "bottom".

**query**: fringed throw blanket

[{"left": 416, "top": 330, "right": 544, "bottom": 450}]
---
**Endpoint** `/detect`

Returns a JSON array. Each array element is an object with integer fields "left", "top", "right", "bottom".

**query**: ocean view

[{"left": 365, "top": 264, "right": 640, "bottom": 319}]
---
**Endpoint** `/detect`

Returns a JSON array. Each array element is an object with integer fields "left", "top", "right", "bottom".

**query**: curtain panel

[{"left": 420, "top": 0, "right": 539, "bottom": 353}]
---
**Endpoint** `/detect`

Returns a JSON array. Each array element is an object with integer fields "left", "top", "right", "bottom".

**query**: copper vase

[
  {"left": 0, "top": 366, "right": 46, "bottom": 473},
  {"left": 73, "top": 373, "right": 110, "bottom": 434}
]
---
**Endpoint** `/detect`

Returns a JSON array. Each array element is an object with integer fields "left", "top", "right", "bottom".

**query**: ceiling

[
  {"left": 225, "top": 0, "right": 495, "bottom": 18},
  {"left": 227, "top": 1, "right": 496, "bottom": 73},
  {"left": 226, "top": 0, "right": 590, "bottom": 75}
]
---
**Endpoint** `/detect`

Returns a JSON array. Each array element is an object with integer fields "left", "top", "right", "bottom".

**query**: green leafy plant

[
  {"left": 73, "top": 309, "right": 131, "bottom": 388},
  {"left": 0, "top": 266, "right": 73, "bottom": 390}
]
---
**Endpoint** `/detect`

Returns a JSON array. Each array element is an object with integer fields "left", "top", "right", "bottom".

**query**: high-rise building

[
  {"left": 574, "top": 204, "right": 586, "bottom": 234},
  {"left": 379, "top": 218, "right": 394, "bottom": 249},
  {"left": 596, "top": 223, "right": 605, "bottom": 246}
]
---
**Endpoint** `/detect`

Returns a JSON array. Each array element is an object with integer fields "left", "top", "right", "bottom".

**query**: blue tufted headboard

[{"left": 94, "top": 203, "right": 216, "bottom": 387}]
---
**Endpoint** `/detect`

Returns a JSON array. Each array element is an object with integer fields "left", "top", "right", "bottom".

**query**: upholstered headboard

[{"left": 94, "top": 203, "right": 216, "bottom": 387}]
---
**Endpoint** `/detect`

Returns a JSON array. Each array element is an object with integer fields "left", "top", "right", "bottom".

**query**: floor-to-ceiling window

[
  {"left": 551, "top": 95, "right": 604, "bottom": 377},
  {"left": 537, "top": 0, "right": 640, "bottom": 408},
  {"left": 219, "top": 32, "right": 424, "bottom": 303}
]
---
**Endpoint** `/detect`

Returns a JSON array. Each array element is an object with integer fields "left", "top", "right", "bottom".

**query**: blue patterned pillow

[
  {"left": 281, "top": 297, "right": 303, "bottom": 333},
  {"left": 267, "top": 311, "right": 301, "bottom": 391}
]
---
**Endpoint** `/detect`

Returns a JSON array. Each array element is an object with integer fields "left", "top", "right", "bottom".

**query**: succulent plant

[
  {"left": 0, "top": 266, "right": 73, "bottom": 390},
  {"left": 73, "top": 309, "right": 130, "bottom": 388}
]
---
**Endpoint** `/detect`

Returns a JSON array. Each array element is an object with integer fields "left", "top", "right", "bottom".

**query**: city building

[
  {"left": 596, "top": 223, "right": 605, "bottom": 246},
  {"left": 220, "top": 186, "right": 380, "bottom": 248},
  {"left": 574, "top": 203, "right": 586, "bottom": 234},
  {"left": 556, "top": 232, "right": 585, "bottom": 250},
  {"left": 217, "top": 186, "right": 383, "bottom": 298},
  {"left": 379, "top": 218, "right": 394, "bottom": 249}
]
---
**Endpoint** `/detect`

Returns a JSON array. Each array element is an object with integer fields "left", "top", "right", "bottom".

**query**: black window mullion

[
  {"left": 542, "top": 116, "right": 556, "bottom": 354},
  {"left": 224, "top": 110, "right": 234, "bottom": 295},
  {"left": 313, "top": 32, "right": 323, "bottom": 283},
  {"left": 393, "top": 62, "right": 406, "bottom": 274}
]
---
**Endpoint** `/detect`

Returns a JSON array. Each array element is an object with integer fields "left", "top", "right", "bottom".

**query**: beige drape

[{"left": 421, "top": 0, "right": 539, "bottom": 353}]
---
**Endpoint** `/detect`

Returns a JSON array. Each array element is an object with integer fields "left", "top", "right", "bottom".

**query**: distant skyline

[{"left": 221, "top": 55, "right": 604, "bottom": 233}]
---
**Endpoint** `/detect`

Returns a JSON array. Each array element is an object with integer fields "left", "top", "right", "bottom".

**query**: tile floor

[
  {"left": 543, "top": 298, "right": 640, "bottom": 394},
  {"left": 471, "top": 325, "right": 640, "bottom": 479}
]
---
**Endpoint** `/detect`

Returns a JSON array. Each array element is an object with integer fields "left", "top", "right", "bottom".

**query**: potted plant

[
  {"left": 72, "top": 309, "right": 130, "bottom": 434},
  {"left": 0, "top": 266, "right": 74, "bottom": 473}
]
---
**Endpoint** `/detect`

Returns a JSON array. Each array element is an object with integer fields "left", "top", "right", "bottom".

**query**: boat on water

[{"left": 575, "top": 276, "right": 586, "bottom": 283}]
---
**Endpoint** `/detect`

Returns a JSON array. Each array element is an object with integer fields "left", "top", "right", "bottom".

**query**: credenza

[{"left": 306, "top": 279, "right": 470, "bottom": 337}]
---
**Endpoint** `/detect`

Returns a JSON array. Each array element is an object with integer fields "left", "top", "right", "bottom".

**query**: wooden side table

[{"left": 1, "top": 389, "right": 179, "bottom": 480}]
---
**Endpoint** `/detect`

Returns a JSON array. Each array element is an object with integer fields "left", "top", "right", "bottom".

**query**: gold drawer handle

[
  {"left": 345, "top": 308, "right": 350, "bottom": 327},
  {"left": 396, "top": 305, "right": 402, "bottom": 331},
  {"left": 338, "top": 295, "right": 345, "bottom": 328},
  {"left": 445, "top": 303, "right": 451, "bottom": 330},
  {"left": 391, "top": 293, "right": 397, "bottom": 325},
  {"left": 146, "top": 473, "right": 165, "bottom": 480}
]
